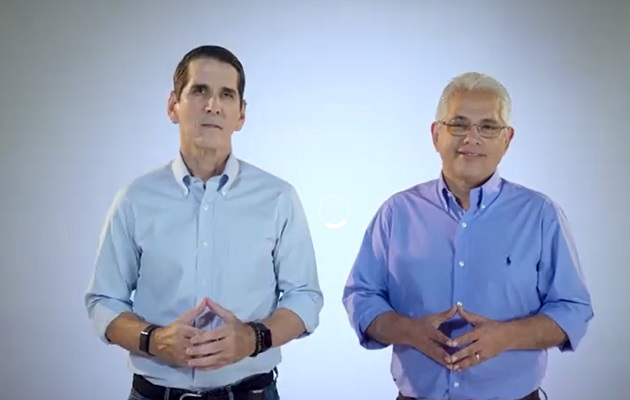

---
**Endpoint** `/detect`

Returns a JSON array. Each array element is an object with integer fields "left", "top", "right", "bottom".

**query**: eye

[
  {"left": 480, "top": 124, "right": 500, "bottom": 131},
  {"left": 222, "top": 91, "right": 235, "bottom": 98},
  {"left": 191, "top": 86, "right": 206, "bottom": 95}
]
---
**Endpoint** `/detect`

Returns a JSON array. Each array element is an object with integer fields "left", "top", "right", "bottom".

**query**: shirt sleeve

[
  {"left": 342, "top": 200, "right": 395, "bottom": 349},
  {"left": 273, "top": 185, "right": 324, "bottom": 337},
  {"left": 537, "top": 199, "right": 594, "bottom": 352},
  {"left": 84, "top": 187, "right": 140, "bottom": 344}
]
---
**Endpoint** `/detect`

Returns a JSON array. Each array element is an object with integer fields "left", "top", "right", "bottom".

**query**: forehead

[
  {"left": 446, "top": 89, "right": 501, "bottom": 121},
  {"left": 186, "top": 58, "right": 239, "bottom": 89}
]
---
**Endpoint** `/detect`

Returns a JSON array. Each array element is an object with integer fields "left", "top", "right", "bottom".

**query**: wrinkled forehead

[{"left": 446, "top": 89, "right": 502, "bottom": 122}]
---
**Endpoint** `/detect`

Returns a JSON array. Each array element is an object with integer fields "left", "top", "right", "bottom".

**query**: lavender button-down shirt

[{"left": 342, "top": 171, "right": 593, "bottom": 400}]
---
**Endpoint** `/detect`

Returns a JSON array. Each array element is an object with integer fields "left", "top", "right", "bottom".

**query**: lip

[
  {"left": 457, "top": 151, "right": 485, "bottom": 157},
  {"left": 201, "top": 123, "right": 222, "bottom": 129}
]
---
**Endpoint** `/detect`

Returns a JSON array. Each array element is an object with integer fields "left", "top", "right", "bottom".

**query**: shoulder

[
  {"left": 499, "top": 178, "right": 568, "bottom": 220},
  {"left": 383, "top": 179, "right": 440, "bottom": 211},
  {"left": 368, "top": 179, "right": 440, "bottom": 221},
  {"left": 110, "top": 161, "right": 174, "bottom": 210},
  {"left": 237, "top": 158, "right": 298, "bottom": 197}
]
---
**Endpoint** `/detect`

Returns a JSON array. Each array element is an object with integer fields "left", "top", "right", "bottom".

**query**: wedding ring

[{"left": 475, "top": 353, "right": 480, "bottom": 361}]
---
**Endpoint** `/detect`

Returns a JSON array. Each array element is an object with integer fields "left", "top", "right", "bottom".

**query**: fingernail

[
  {"left": 451, "top": 356, "right": 458, "bottom": 362},
  {"left": 451, "top": 341, "right": 458, "bottom": 347}
]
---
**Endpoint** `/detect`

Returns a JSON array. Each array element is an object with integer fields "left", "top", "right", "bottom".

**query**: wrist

[
  {"left": 500, "top": 320, "right": 518, "bottom": 351},
  {"left": 246, "top": 323, "right": 257, "bottom": 356},
  {"left": 143, "top": 325, "right": 162, "bottom": 356},
  {"left": 397, "top": 316, "right": 416, "bottom": 346}
]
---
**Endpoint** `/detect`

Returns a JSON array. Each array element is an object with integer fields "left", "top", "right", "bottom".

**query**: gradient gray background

[{"left": 1, "top": 1, "right": 628, "bottom": 399}]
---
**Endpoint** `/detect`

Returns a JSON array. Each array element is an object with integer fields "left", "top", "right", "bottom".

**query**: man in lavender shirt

[{"left": 342, "top": 72, "right": 593, "bottom": 400}]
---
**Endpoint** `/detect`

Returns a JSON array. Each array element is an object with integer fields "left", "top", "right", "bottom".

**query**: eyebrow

[
  {"left": 449, "top": 116, "right": 500, "bottom": 124},
  {"left": 190, "top": 83, "right": 237, "bottom": 96}
]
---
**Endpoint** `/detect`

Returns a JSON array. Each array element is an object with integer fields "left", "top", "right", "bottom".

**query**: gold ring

[{"left": 475, "top": 353, "right": 480, "bottom": 361}]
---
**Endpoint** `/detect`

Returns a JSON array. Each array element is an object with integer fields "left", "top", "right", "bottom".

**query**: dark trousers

[
  {"left": 397, "top": 388, "right": 541, "bottom": 400},
  {"left": 129, "top": 370, "right": 279, "bottom": 400}
]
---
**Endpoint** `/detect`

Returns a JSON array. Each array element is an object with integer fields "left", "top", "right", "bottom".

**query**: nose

[
  {"left": 205, "top": 96, "right": 221, "bottom": 114},
  {"left": 462, "top": 124, "right": 483, "bottom": 144}
]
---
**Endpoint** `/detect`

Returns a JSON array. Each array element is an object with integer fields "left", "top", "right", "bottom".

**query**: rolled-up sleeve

[
  {"left": 342, "top": 201, "right": 394, "bottom": 349},
  {"left": 273, "top": 185, "right": 323, "bottom": 336},
  {"left": 538, "top": 200, "right": 594, "bottom": 352},
  {"left": 85, "top": 187, "right": 140, "bottom": 344}
]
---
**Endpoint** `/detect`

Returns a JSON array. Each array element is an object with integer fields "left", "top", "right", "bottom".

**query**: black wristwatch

[
  {"left": 247, "top": 322, "right": 272, "bottom": 357},
  {"left": 139, "top": 324, "right": 160, "bottom": 356}
]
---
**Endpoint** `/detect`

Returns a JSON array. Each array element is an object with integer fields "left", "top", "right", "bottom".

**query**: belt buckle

[{"left": 178, "top": 393, "right": 202, "bottom": 400}]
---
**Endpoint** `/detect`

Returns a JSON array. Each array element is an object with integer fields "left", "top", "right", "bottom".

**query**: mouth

[
  {"left": 201, "top": 123, "right": 222, "bottom": 130},
  {"left": 457, "top": 151, "right": 485, "bottom": 158}
]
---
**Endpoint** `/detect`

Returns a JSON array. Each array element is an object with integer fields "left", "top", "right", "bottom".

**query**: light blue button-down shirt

[
  {"left": 85, "top": 152, "right": 323, "bottom": 390},
  {"left": 342, "top": 171, "right": 593, "bottom": 400}
]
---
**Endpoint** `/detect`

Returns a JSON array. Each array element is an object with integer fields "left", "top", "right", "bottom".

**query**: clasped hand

[
  {"left": 151, "top": 297, "right": 256, "bottom": 371},
  {"left": 409, "top": 304, "right": 512, "bottom": 371}
]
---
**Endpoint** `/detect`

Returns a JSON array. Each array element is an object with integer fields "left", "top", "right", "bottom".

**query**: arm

[
  {"left": 85, "top": 188, "right": 146, "bottom": 353},
  {"left": 507, "top": 200, "right": 594, "bottom": 352},
  {"left": 266, "top": 185, "right": 324, "bottom": 346},
  {"left": 365, "top": 311, "right": 414, "bottom": 347},
  {"left": 342, "top": 201, "right": 402, "bottom": 349},
  {"left": 504, "top": 313, "right": 567, "bottom": 350}
]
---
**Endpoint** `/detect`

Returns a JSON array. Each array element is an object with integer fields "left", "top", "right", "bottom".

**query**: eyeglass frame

[{"left": 436, "top": 120, "right": 510, "bottom": 139}]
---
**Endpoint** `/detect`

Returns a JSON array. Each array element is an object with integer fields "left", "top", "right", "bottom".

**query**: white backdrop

[{"left": 1, "top": 1, "right": 628, "bottom": 399}]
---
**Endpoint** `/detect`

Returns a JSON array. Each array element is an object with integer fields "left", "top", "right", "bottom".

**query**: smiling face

[
  {"left": 167, "top": 57, "right": 246, "bottom": 156},
  {"left": 431, "top": 89, "right": 514, "bottom": 186}
]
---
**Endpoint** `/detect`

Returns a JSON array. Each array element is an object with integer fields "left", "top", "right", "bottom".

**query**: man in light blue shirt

[
  {"left": 342, "top": 72, "right": 593, "bottom": 400},
  {"left": 85, "top": 45, "right": 323, "bottom": 400}
]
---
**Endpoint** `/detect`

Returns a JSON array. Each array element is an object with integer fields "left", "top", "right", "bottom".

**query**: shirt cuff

[
  {"left": 539, "top": 303, "right": 590, "bottom": 352},
  {"left": 277, "top": 291, "right": 323, "bottom": 337},
  {"left": 356, "top": 300, "right": 395, "bottom": 349},
  {"left": 87, "top": 297, "right": 133, "bottom": 344}
]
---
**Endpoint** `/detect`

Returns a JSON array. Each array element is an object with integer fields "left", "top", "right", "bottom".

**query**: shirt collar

[
  {"left": 171, "top": 151, "right": 240, "bottom": 197},
  {"left": 437, "top": 170, "right": 502, "bottom": 212}
]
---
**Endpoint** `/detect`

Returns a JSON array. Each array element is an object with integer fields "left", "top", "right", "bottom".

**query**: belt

[
  {"left": 132, "top": 370, "right": 275, "bottom": 400},
  {"left": 397, "top": 388, "right": 541, "bottom": 400}
]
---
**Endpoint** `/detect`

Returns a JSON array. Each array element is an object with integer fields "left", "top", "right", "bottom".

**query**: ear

[
  {"left": 503, "top": 126, "right": 515, "bottom": 153},
  {"left": 430, "top": 121, "right": 440, "bottom": 150},
  {"left": 167, "top": 91, "right": 179, "bottom": 124},
  {"left": 234, "top": 99, "right": 247, "bottom": 132}
]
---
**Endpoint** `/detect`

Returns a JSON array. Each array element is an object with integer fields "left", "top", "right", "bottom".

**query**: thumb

[
  {"left": 174, "top": 298, "right": 208, "bottom": 325},
  {"left": 205, "top": 298, "right": 237, "bottom": 322},
  {"left": 457, "top": 305, "right": 485, "bottom": 325},
  {"left": 440, "top": 306, "right": 457, "bottom": 321}
]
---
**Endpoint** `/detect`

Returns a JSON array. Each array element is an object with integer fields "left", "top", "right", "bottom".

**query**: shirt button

[
  {"left": 202, "top": 241, "right": 208, "bottom": 247},
  {"left": 481, "top": 204, "right": 486, "bottom": 209},
  {"left": 461, "top": 222, "right": 467, "bottom": 228},
  {"left": 203, "top": 204, "right": 209, "bottom": 211},
  {"left": 458, "top": 261, "right": 464, "bottom": 267},
  {"left": 453, "top": 382, "right": 460, "bottom": 388},
  {"left": 456, "top": 301, "right": 463, "bottom": 307}
]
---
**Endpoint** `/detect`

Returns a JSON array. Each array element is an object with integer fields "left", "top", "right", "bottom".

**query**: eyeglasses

[{"left": 438, "top": 120, "right": 508, "bottom": 139}]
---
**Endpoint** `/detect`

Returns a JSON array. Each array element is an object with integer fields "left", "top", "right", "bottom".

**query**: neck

[
  {"left": 442, "top": 171, "right": 493, "bottom": 211},
  {"left": 181, "top": 145, "right": 229, "bottom": 183}
]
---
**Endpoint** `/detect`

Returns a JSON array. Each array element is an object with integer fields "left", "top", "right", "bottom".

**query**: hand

[
  {"left": 150, "top": 299, "right": 208, "bottom": 367},
  {"left": 449, "top": 305, "right": 512, "bottom": 371},
  {"left": 407, "top": 305, "right": 458, "bottom": 369},
  {"left": 186, "top": 298, "right": 256, "bottom": 371}
]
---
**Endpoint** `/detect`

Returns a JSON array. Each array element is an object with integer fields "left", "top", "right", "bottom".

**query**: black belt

[
  {"left": 132, "top": 370, "right": 275, "bottom": 400},
  {"left": 397, "top": 388, "right": 541, "bottom": 400}
]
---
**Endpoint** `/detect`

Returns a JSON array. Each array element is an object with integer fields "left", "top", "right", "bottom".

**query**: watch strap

[
  {"left": 247, "top": 322, "right": 272, "bottom": 357},
  {"left": 139, "top": 324, "right": 160, "bottom": 356}
]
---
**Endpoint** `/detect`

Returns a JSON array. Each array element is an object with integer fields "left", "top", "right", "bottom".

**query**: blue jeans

[{"left": 127, "top": 382, "right": 280, "bottom": 400}]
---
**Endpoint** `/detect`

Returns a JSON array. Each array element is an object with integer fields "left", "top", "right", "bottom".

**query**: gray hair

[{"left": 435, "top": 72, "right": 512, "bottom": 125}]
